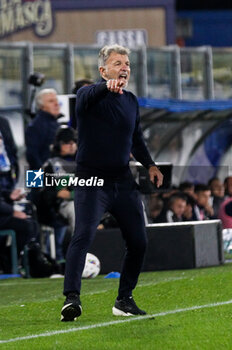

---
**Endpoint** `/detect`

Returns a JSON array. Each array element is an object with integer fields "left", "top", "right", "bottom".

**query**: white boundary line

[{"left": 1, "top": 299, "right": 232, "bottom": 344}]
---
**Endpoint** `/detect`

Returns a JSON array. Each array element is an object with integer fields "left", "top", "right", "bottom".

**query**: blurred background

[
  {"left": 1, "top": 0, "right": 232, "bottom": 184},
  {"left": 2, "top": 0, "right": 232, "bottom": 274}
]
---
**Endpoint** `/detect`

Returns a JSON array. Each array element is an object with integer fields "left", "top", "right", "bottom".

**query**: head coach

[{"left": 61, "top": 44, "right": 163, "bottom": 321}]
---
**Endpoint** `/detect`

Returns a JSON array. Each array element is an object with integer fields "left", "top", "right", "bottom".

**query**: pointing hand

[{"left": 106, "top": 79, "right": 124, "bottom": 94}]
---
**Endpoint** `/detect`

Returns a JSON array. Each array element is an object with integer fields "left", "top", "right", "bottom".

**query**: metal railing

[{"left": 0, "top": 42, "right": 232, "bottom": 114}]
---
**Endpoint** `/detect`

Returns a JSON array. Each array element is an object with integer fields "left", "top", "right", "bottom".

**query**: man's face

[
  {"left": 41, "top": 92, "right": 60, "bottom": 117},
  {"left": 100, "top": 52, "right": 131, "bottom": 88}
]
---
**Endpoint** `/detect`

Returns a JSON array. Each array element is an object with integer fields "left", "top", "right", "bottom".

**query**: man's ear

[{"left": 99, "top": 66, "right": 107, "bottom": 80}]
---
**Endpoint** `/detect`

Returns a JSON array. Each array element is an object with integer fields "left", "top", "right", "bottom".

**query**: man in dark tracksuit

[{"left": 61, "top": 45, "right": 163, "bottom": 321}]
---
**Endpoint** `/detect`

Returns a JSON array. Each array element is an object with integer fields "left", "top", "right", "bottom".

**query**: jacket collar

[{"left": 38, "top": 109, "right": 58, "bottom": 120}]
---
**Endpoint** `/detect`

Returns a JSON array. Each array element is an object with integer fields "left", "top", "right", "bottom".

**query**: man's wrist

[{"left": 148, "top": 163, "right": 157, "bottom": 169}]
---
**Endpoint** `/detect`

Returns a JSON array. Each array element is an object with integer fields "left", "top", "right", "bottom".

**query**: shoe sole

[
  {"left": 61, "top": 303, "right": 82, "bottom": 322},
  {"left": 112, "top": 306, "right": 134, "bottom": 316}
]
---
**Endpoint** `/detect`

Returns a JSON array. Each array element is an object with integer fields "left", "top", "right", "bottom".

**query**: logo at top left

[{"left": 26, "top": 169, "right": 44, "bottom": 188}]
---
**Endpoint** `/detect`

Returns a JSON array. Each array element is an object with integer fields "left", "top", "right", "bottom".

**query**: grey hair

[
  {"left": 98, "top": 44, "right": 130, "bottom": 68},
  {"left": 36, "top": 88, "right": 57, "bottom": 109}
]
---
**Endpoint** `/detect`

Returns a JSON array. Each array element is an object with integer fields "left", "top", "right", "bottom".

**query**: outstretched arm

[
  {"left": 76, "top": 82, "right": 108, "bottom": 112},
  {"left": 76, "top": 79, "right": 125, "bottom": 113}
]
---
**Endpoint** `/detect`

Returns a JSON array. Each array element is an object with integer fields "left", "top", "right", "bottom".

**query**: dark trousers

[{"left": 63, "top": 174, "right": 147, "bottom": 298}]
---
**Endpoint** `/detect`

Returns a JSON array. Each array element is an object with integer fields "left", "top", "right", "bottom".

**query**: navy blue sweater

[{"left": 76, "top": 81, "right": 154, "bottom": 178}]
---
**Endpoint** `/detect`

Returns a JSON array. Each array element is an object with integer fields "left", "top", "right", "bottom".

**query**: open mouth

[{"left": 118, "top": 73, "right": 128, "bottom": 81}]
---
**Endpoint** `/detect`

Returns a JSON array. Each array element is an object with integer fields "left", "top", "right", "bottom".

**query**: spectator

[
  {"left": 25, "top": 88, "right": 60, "bottom": 170},
  {"left": 224, "top": 176, "right": 232, "bottom": 198},
  {"left": 0, "top": 188, "right": 39, "bottom": 258},
  {"left": 156, "top": 192, "right": 187, "bottom": 223},
  {"left": 147, "top": 195, "right": 164, "bottom": 223},
  {"left": 158, "top": 186, "right": 178, "bottom": 212},
  {"left": 208, "top": 177, "right": 225, "bottom": 218},
  {"left": 166, "top": 193, "right": 187, "bottom": 222},
  {"left": 38, "top": 126, "right": 77, "bottom": 232},
  {"left": 194, "top": 184, "right": 214, "bottom": 220},
  {"left": 218, "top": 196, "right": 232, "bottom": 229},
  {"left": 179, "top": 181, "right": 195, "bottom": 199},
  {"left": 36, "top": 127, "right": 77, "bottom": 261},
  {"left": 0, "top": 116, "right": 19, "bottom": 191},
  {"left": 218, "top": 176, "right": 232, "bottom": 228},
  {"left": 182, "top": 193, "right": 200, "bottom": 221}
]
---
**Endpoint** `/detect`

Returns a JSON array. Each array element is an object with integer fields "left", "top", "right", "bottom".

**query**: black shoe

[
  {"left": 61, "top": 293, "right": 82, "bottom": 321},
  {"left": 112, "top": 296, "right": 146, "bottom": 316}
]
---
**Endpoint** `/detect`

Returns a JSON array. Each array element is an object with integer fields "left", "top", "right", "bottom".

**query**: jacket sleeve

[
  {"left": 131, "top": 101, "right": 155, "bottom": 169},
  {"left": 76, "top": 82, "right": 108, "bottom": 113}
]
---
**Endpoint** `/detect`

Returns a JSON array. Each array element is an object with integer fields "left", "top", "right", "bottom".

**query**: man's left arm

[{"left": 131, "top": 104, "right": 163, "bottom": 188}]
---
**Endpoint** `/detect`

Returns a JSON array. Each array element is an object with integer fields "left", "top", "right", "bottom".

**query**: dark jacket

[
  {"left": 25, "top": 110, "right": 60, "bottom": 169},
  {"left": 76, "top": 81, "right": 154, "bottom": 178}
]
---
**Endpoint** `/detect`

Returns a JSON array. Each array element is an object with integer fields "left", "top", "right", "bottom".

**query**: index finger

[{"left": 157, "top": 174, "right": 163, "bottom": 188}]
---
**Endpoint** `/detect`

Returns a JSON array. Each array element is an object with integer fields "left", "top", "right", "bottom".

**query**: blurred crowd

[
  {"left": 145, "top": 177, "right": 232, "bottom": 225},
  {"left": 0, "top": 83, "right": 232, "bottom": 274}
]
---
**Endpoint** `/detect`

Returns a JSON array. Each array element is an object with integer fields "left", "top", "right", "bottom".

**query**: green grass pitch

[{"left": 1, "top": 263, "right": 232, "bottom": 350}]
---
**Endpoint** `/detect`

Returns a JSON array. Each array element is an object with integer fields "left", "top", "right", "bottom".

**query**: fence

[{"left": 1, "top": 43, "right": 232, "bottom": 112}]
